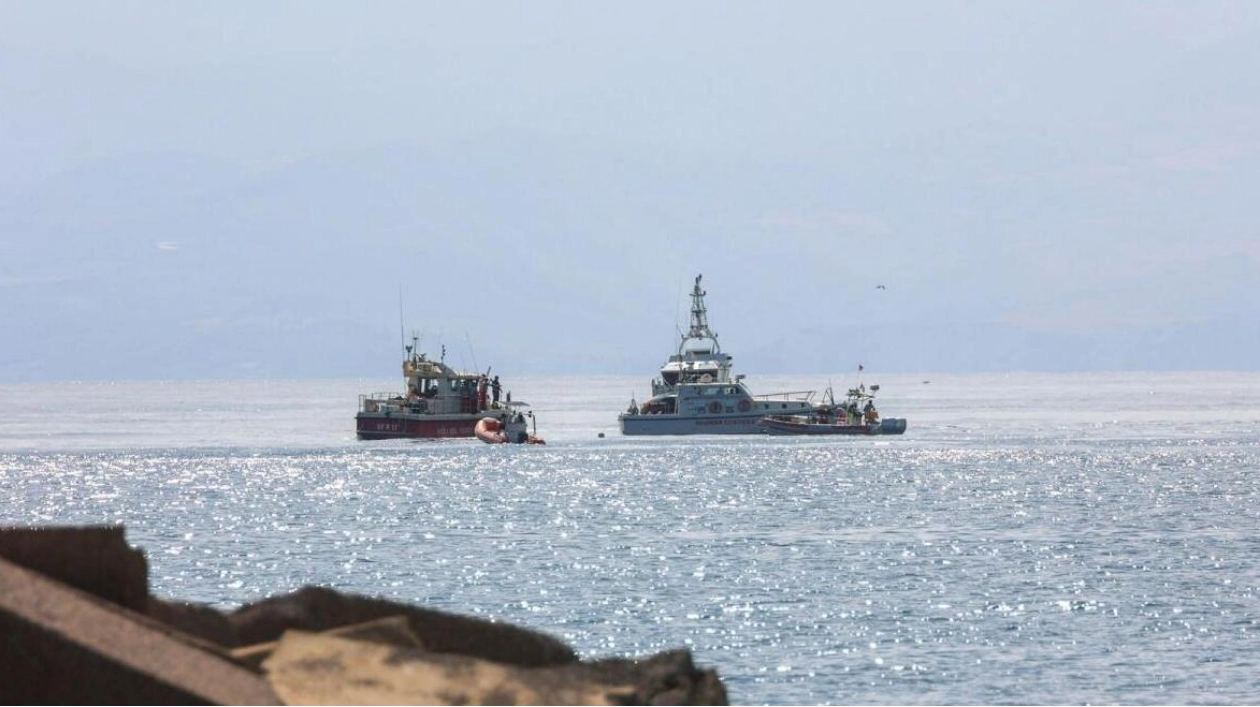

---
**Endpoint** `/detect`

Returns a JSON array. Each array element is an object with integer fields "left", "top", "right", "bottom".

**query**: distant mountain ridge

[{"left": 2, "top": 137, "right": 1257, "bottom": 381}]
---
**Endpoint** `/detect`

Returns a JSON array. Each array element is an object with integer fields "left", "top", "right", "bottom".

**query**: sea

[{"left": 2, "top": 372, "right": 1259, "bottom": 705}]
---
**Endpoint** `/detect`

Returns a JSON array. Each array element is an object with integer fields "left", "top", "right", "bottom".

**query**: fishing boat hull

[
  {"left": 757, "top": 416, "right": 908, "bottom": 436},
  {"left": 355, "top": 411, "right": 490, "bottom": 440}
]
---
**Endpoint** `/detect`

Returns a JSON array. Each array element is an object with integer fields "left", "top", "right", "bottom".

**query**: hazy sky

[{"left": 2, "top": 1, "right": 1258, "bottom": 381}]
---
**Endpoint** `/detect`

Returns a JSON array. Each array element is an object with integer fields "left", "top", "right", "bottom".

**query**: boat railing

[
  {"left": 360, "top": 393, "right": 403, "bottom": 413},
  {"left": 360, "top": 392, "right": 505, "bottom": 416},
  {"left": 753, "top": 390, "right": 817, "bottom": 402},
  {"left": 361, "top": 392, "right": 404, "bottom": 402}
]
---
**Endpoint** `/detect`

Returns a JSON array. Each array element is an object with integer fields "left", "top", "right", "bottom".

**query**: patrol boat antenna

[
  {"left": 682, "top": 274, "right": 720, "bottom": 357},
  {"left": 650, "top": 274, "right": 734, "bottom": 394}
]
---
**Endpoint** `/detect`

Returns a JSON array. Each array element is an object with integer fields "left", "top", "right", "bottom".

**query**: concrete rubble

[{"left": 0, "top": 525, "right": 728, "bottom": 705}]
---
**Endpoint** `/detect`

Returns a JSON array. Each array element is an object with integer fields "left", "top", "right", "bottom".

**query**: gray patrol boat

[{"left": 618, "top": 275, "right": 819, "bottom": 435}]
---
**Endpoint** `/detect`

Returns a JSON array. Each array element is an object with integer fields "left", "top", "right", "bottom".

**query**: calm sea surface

[{"left": 3, "top": 372, "right": 1259, "bottom": 705}]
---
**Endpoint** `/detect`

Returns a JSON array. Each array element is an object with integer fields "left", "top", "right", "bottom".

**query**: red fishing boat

[{"left": 355, "top": 335, "right": 540, "bottom": 441}]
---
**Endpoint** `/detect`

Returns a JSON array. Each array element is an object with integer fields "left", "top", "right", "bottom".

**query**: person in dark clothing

[{"left": 491, "top": 376, "right": 501, "bottom": 403}]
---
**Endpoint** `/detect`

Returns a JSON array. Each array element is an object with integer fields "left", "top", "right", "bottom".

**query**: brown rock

[
  {"left": 0, "top": 555, "right": 278, "bottom": 705},
  {"left": 229, "top": 585, "right": 578, "bottom": 666},
  {"left": 0, "top": 524, "right": 149, "bottom": 611},
  {"left": 231, "top": 614, "right": 423, "bottom": 670},
  {"left": 149, "top": 595, "right": 241, "bottom": 648},
  {"left": 0, "top": 526, "right": 728, "bottom": 705},
  {"left": 582, "top": 650, "right": 729, "bottom": 706},
  {"left": 261, "top": 630, "right": 634, "bottom": 706}
]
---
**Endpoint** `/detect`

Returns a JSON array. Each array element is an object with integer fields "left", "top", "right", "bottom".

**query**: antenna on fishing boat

[
  {"left": 398, "top": 286, "right": 406, "bottom": 357},
  {"left": 465, "top": 331, "right": 479, "bottom": 373}
]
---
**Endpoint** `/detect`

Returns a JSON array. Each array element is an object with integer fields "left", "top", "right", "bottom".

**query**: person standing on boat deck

[{"left": 491, "top": 376, "right": 501, "bottom": 404}]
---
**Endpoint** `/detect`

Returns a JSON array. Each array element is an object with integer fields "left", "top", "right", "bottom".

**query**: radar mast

[{"left": 682, "top": 274, "right": 720, "bottom": 354}]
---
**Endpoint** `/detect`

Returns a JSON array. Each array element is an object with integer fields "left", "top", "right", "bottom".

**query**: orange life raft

[{"left": 474, "top": 417, "right": 546, "bottom": 445}]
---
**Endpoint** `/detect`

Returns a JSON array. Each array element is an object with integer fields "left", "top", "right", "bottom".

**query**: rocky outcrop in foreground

[{"left": 0, "top": 525, "right": 727, "bottom": 705}]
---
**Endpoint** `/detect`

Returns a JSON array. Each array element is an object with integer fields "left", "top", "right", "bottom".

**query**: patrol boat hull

[{"left": 620, "top": 412, "right": 763, "bottom": 435}]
